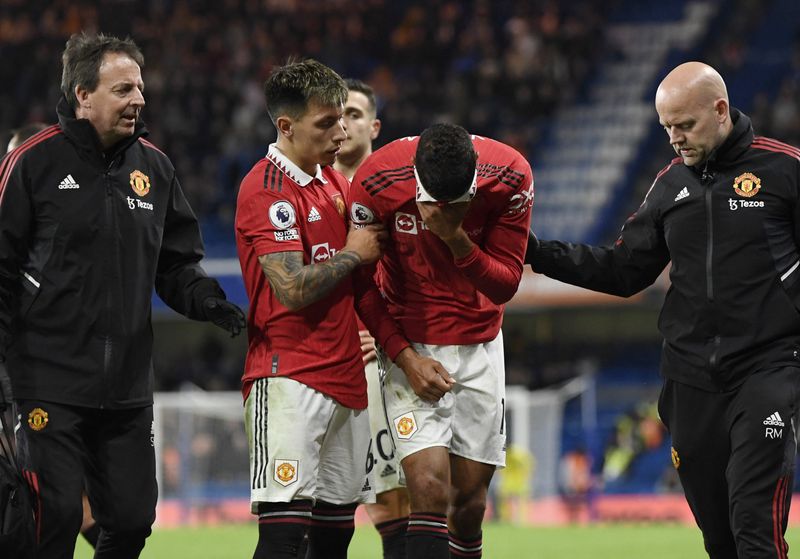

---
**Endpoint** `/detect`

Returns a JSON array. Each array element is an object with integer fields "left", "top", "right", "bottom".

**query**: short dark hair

[
  {"left": 263, "top": 59, "right": 347, "bottom": 125},
  {"left": 345, "top": 78, "right": 377, "bottom": 117},
  {"left": 8, "top": 122, "right": 48, "bottom": 151},
  {"left": 415, "top": 123, "right": 478, "bottom": 201},
  {"left": 61, "top": 32, "right": 145, "bottom": 110}
]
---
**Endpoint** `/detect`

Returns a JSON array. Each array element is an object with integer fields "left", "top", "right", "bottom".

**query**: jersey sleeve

[
  {"left": 351, "top": 268, "right": 409, "bottom": 360},
  {"left": 346, "top": 167, "right": 410, "bottom": 356},
  {"left": 347, "top": 168, "right": 383, "bottom": 226},
  {"left": 454, "top": 159, "right": 534, "bottom": 305},
  {"left": 236, "top": 169, "right": 304, "bottom": 257}
]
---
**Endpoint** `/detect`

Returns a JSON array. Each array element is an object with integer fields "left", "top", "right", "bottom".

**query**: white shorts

[
  {"left": 245, "top": 377, "right": 374, "bottom": 512},
  {"left": 382, "top": 331, "right": 507, "bottom": 467},
  {"left": 365, "top": 358, "right": 405, "bottom": 494}
]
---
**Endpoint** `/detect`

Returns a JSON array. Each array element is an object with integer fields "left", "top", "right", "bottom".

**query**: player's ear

[
  {"left": 714, "top": 98, "right": 729, "bottom": 123},
  {"left": 75, "top": 85, "right": 91, "bottom": 110},
  {"left": 276, "top": 115, "right": 293, "bottom": 138},
  {"left": 370, "top": 118, "right": 381, "bottom": 141}
]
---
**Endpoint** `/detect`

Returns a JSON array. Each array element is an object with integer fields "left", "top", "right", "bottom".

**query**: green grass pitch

[{"left": 73, "top": 522, "right": 800, "bottom": 558}]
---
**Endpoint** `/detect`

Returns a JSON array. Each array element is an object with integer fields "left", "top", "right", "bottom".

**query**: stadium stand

[{"left": 0, "top": 0, "right": 614, "bottom": 253}]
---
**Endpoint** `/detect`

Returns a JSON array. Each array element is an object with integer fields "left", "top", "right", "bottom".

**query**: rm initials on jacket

[
  {"left": 763, "top": 412, "right": 784, "bottom": 427},
  {"left": 58, "top": 174, "right": 80, "bottom": 189}
]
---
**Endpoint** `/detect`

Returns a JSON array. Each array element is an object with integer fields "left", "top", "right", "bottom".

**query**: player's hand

[
  {"left": 203, "top": 297, "right": 246, "bottom": 337},
  {"left": 394, "top": 347, "right": 455, "bottom": 403},
  {"left": 525, "top": 229, "right": 540, "bottom": 267},
  {"left": 359, "top": 330, "right": 377, "bottom": 364},
  {"left": 0, "top": 361, "right": 12, "bottom": 412},
  {"left": 344, "top": 224, "right": 387, "bottom": 265},
  {"left": 416, "top": 201, "right": 471, "bottom": 241}
]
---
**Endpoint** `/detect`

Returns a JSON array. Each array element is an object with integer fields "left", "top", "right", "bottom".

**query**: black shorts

[
  {"left": 14, "top": 400, "right": 157, "bottom": 559},
  {"left": 658, "top": 366, "right": 799, "bottom": 559}
]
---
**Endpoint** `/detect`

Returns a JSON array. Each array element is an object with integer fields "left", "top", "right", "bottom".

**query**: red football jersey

[
  {"left": 349, "top": 135, "right": 534, "bottom": 345},
  {"left": 236, "top": 145, "right": 405, "bottom": 408}
]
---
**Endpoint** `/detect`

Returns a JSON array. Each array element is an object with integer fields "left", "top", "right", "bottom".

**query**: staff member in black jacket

[
  {"left": 528, "top": 61, "right": 800, "bottom": 558},
  {"left": 0, "top": 32, "right": 245, "bottom": 558}
]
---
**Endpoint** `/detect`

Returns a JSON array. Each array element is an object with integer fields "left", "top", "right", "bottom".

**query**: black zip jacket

[
  {"left": 529, "top": 109, "right": 800, "bottom": 391},
  {"left": 0, "top": 97, "right": 223, "bottom": 408}
]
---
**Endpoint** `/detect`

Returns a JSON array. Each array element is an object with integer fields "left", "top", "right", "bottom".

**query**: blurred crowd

[
  {"left": 3, "top": 2, "right": 799, "bottom": 239},
  {"left": 704, "top": 0, "right": 800, "bottom": 146},
  {"left": 752, "top": 72, "right": 800, "bottom": 148},
  {"left": 600, "top": 402, "right": 664, "bottom": 488},
  {"left": 1, "top": 0, "right": 610, "bottom": 247}
]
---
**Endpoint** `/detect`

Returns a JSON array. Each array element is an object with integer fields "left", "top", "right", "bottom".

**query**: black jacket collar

[
  {"left": 56, "top": 95, "right": 149, "bottom": 166},
  {"left": 697, "top": 107, "right": 753, "bottom": 172}
]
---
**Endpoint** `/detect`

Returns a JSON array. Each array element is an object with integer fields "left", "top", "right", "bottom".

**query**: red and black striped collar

[{"left": 265, "top": 143, "right": 327, "bottom": 187}]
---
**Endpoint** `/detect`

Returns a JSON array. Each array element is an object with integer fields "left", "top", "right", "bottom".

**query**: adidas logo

[
  {"left": 308, "top": 207, "right": 321, "bottom": 222},
  {"left": 361, "top": 477, "right": 371, "bottom": 492},
  {"left": 380, "top": 464, "right": 396, "bottom": 478},
  {"left": 58, "top": 174, "right": 80, "bottom": 190},
  {"left": 674, "top": 187, "right": 689, "bottom": 201},
  {"left": 763, "top": 412, "right": 784, "bottom": 427}
]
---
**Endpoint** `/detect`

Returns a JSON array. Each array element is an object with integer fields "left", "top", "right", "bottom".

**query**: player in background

[
  {"left": 334, "top": 79, "right": 410, "bottom": 559},
  {"left": 235, "top": 59, "right": 447, "bottom": 559},
  {"left": 333, "top": 80, "right": 381, "bottom": 180},
  {"left": 349, "top": 124, "right": 534, "bottom": 559}
]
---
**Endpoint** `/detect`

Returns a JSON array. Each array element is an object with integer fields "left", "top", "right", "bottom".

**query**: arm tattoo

[{"left": 258, "top": 250, "right": 362, "bottom": 311}]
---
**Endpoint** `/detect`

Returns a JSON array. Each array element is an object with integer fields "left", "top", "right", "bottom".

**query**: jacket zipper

[
  {"left": 701, "top": 166, "right": 720, "bottom": 374},
  {"left": 702, "top": 166, "right": 714, "bottom": 302},
  {"left": 102, "top": 169, "right": 114, "bottom": 408}
]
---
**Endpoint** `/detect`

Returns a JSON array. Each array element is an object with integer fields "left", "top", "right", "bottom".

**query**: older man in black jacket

[
  {"left": 528, "top": 61, "right": 800, "bottom": 558},
  {"left": 0, "top": 32, "right": 245, "bottom": 558}
]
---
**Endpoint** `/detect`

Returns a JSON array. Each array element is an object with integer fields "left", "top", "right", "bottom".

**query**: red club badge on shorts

[
  {"left": 274, "top": 459, "right": 298, "bottom": 486},
  {"left": 393, "top": 413, "right": 418, "bottom": 440},
  {"left": 130, "top": 170, "right": 151, "bottom": 197},
  {"left": 27, "top": 408, "right": 49, "bottom": 431}
]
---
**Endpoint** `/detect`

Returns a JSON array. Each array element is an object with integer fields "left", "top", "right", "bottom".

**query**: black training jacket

[
  {"left": 530, "top": 109, "right": 800, "bottom": 391},
  {"left": 0, "top": 97, "right": 223, "bottom": 408}
]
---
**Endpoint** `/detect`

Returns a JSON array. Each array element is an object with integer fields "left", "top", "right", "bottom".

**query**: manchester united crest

[
  {"left": 671, "top": 446, "right": 680, "bottom": 470},
  {"left": 733, "top": 172, "right": 761, "bottom": 198},
  {"left": 130, "top": 170, "right": 151, "bottom": 197},
  {"left": 393, "top": 413, "right": 418, "bottom": 440},
  {"left": 331, "top": 193, "right": 346, "bottom": 218},
  {"left": 274, "top": 459, "right": 298, "bottom": 486},
  {"left": 28, "top": 408, "right": 49, "bottom": 431}
]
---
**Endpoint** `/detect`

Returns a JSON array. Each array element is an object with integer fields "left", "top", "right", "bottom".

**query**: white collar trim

[{"left": 266, "top": 144, "right": 327, "bottom": 186}]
